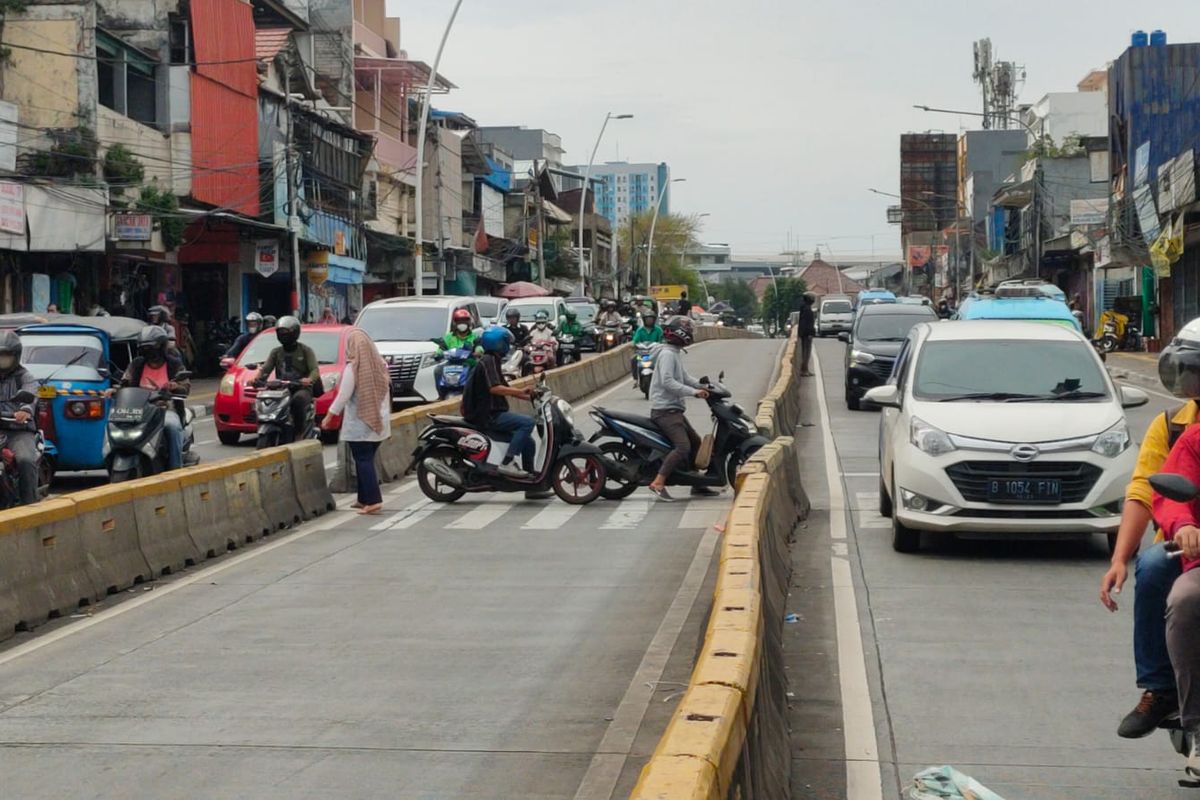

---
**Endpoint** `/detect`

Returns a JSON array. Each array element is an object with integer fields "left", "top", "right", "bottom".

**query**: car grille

[
  {"left": 946, "top": 461, "right": 1102, "bottom": 504},
  {"left": 864, "top": 357, "right": 895, "bottom": 380},
  {"left": 388, "top": 355, "right": 422, "bottom": 388}
]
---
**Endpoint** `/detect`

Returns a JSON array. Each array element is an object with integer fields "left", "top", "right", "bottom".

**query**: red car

[{"left": 214, "top": 324, "right": 350, "bottom": 445}]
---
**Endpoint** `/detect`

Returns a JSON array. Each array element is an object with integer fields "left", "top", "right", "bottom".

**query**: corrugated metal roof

[{"left": 256, "top": 27, "right": 291, "bottom": 62}]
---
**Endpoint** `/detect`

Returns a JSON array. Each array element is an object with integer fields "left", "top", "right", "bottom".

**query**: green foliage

[
  {"left": 0, "top": 0, "right": 28, "bottom": 64},
  {"left": 102, "top": 145, "right": 145, "bottom": 193},
  {"left": 760, "top": 277, "right": 810, "bottom": 332},
  {"left": 136, "top": 181, "right": 184, "bottom": 250},
  {"left": 544, "top": 226, "right": 579, "bottom": 280},
  {"left": 619, "top": 210, "right": 702, "bottom": 291},
  {"left": 29, "top": 126, "right": 98, "bottom": 178},
  {"left": 1021, "top": 133, "right": 1084, "bottom": 163},
  {"left": 710, "top": 278, "right": 758, "bottom": 319}
]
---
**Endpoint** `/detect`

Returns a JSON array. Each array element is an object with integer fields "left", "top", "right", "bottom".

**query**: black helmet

[
  {"left": 138, "top": 325, "right": 170, "bottom": 362},
  {"left": 0, "top": 330, "right": 21, "bottom": 371},
  {"left": 1160, "top": 318, "right": 1200, "bottom": 398},
  {"left": 276, "top": 315, "right": 301, "bottom": 348},
  {"left": 263, "top": 315, "right": 278, "bottom": 329},
  {"left": 505, "top": 307, "right": 521, "bottom": 322},
  {"left": 245, "top": 311, "right": 263, "bottom": 333},
  {"left": 662, "top": 315, "right": 694, "bottom": 348}
]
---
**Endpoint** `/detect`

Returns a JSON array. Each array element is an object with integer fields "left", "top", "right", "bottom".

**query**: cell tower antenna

[{"left": 972, "top": 38, "right": 1025, "bottom": 129}]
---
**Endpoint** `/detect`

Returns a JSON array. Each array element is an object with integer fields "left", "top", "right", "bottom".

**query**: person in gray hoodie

[{"left": 647, "top": 316, "right": 717, "bottom": 502}]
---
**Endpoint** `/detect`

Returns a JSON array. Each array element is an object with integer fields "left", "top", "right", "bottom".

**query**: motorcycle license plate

[
  {"left": 444, "top": 368, "right": 467, "bottom": 386},
  {"left": 987, "top": 478, "right": 1061, "bottom": 503},
  {"left": 109, "top": 406, "right": 143, "bottom": 423}
]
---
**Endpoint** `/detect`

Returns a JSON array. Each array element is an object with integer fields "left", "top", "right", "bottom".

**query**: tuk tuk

[{"left": 16, "top": 316, "right": 144, "bottom": 473}]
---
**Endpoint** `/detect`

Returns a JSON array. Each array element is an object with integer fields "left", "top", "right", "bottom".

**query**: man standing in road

[
  {"left": 797, "top": 293, "right": 816, "bottom": 377},
  {"left": 646, "top": 316, "right": 717, "bottom": 502}
]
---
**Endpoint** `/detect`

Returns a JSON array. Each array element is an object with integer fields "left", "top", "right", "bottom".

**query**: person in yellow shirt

[{"left": 1101, "top": 322, "right": 1200, "bottom": 738}]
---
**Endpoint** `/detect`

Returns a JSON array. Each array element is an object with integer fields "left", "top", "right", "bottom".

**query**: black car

[{"left": 840, "top": 303, "right": 937, "bottom": 410}]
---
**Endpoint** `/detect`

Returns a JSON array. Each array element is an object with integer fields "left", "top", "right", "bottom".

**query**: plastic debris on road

[
  {"left": 909, "top": 766, "right": 1006, "bottom": 800},
  {"left": 785, "top": 613, "right": 800, "bottom": 623}
]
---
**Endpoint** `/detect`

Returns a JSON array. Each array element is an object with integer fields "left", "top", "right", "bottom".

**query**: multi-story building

[
  {"left": 899, "top": 133, "right": 957, "bottom": 291},
  {"left": 476, "top": 126, "right": 565, "bottom": 188},
  {"left": 564, "top": 161, "right": 670, "bottom": 229}
]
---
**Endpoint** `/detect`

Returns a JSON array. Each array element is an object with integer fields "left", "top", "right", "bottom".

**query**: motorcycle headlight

[
  {"left": 1091, "top": 419, "right": 1131, "bottom": 458},
  {"left": 851, "top": 349, "right": 876, "bottom": 365},
  {"left": 323, "top": 372, "right": 340, "bottom": 392},
  {"left": 555, "top": 398, "right": 576, "bottom": 428},
  {"left": 909, "top": 416, "right": 956, "bottom": 457},
  {"left": 219, "top": 374, "right": 236, "bottom": 396}
]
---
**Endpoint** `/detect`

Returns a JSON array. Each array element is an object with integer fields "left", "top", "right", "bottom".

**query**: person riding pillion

[
  {"left": 646, "top": 316, "right": 717, "bottom": 502},
  {"left": 0, "top": 331, "right": 41, "bottom": 505},
  {"left": 1101, "top": 317, "right": 1200, "bottom": 740},
  {"left": 528, "top": 310, "right": 557, "bottom": 343},
  {"left": 440, "top": 309, "right": 481, "bottom": 364},
  {"left": 225, "top": 312, "right": 264, "bottom": 359},
  {"left": 111, "top": 326, "right": 191, "bottom": 471},
  {"left": 251, "top": 316, "right": 320, "bottom": 441},
  {"left": 461, "top": 326, "right": 538, "bottom": 484}
]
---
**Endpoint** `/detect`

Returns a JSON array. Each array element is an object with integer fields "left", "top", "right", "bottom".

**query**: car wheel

[
  {"left": 217, "top": 430, "right": 240, "bottom": 446},
  {"left": 879, "top": 474, "right": 892, "bottom": 518},
  {"left": 846, "top": 389, "right": 861, "bottom": 411},
  {"left": 892, "top": 515, "right": 920, "bottom": 553}
]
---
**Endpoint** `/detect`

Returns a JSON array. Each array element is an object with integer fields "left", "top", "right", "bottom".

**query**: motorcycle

[
  {"left": 557, "top": 333, "right": 581, "bottom": 366},
  {"left": 0, "top": 401, "right": 52, "bottom": 507},
  {"left": 1096, "top": 309, "right": 1143, "bottom": 353},
  {"left": 411, "top": 377, "right": 609, "bottom": 505},
  {"left": 634, "top": 344, "right": 657, "bottom": 399},
  {"left": 434, "top": 347, "right": 473, "bottom": 400},
  {"left": 598, "top": 322, "right": 624, "bottom": 353},
  {"left": 502, "top": 347, "right": 525, "bottom": 381},
  {"left": 524, "top": 339, "right": 558, "bottom": 376},
  {"left": 252, "top": 379, "right": 316, "bottom": 449},
  {"left": 588, "top": 372, "right": 770, "bottom": 499},
  {"left": 105, "top": 376, "right": 198, "bottom": 482}
]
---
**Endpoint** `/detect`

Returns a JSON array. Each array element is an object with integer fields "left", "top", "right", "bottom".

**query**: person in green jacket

[
  {"left": 439, "top": 308, "right": 481, "bottom": 365},
  {"left": 631, "top": 310, "right": 663, "bottom": 384},
  {"left": 558, "top": 306, "right": 585, "bottom": 338}
]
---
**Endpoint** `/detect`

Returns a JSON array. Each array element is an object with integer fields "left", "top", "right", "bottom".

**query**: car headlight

[
  {"left": 910, "top": 416, "right": 956, "bottom": 456},
  {"left": 323, "top": 372, "right": 340, "bottom": 391},
  {"left": 851, "top": 349, "right": 875, "bottom": 365},
  {"left": 556, "top": 398, "right": 576, "bottom": 428},
  {"left": 418, "top": 352, "right": 438, "bottom": 370},
  {"left": 219, "top": 374, "right": 236, "bottom": 396},
  {"left": 1091, "top": 420, "right": 1131, "bottom": 457}
]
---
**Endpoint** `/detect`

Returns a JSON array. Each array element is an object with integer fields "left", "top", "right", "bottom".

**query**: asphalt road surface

[
  {"left": 788, "top": 337, "right": 1190, "bottom": 799},
  {"left": 0, "top": 337, "right": 783, "bottom": 800}
]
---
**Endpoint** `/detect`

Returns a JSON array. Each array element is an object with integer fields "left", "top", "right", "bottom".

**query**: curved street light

[{"left": 646, "top": 177, "right": 686, "bottom": 291}]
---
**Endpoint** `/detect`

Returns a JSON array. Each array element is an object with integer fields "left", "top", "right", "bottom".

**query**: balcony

[
  {"left": 372, "top": 130, "right": 417, "bottom": 182},
  {"left": 354, "top": 21, "right": 390, "bottom": 59}
]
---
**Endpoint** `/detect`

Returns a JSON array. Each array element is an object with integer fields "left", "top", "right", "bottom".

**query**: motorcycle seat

[
  {"left": 596, "top": 407, "right": 660, "bottom": 431},
  {"left": 430, "top": 414, "right": 472, "bottom": 427}
]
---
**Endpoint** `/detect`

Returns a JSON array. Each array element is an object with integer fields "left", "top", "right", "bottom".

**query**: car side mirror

[
  {"left": 1120, "top": 386, "right": 1149, "bottom": 409},
  {"left": 863, "top": 384, "right": 901, "bottom": 409},
  {"left": 838, "top": 332, "right": 851, "bottom": 343},
  {"left": 1150, "top": 473, "right": 1200, "bottom": 503},
  {"left": 96, "top": 367, "right": 110, "bottom": 380}
]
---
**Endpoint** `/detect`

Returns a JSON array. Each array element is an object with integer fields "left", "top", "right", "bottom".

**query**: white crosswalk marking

[
  {"left": 523, "top": 503, "right": 583, "bottom": 530},
  {"left": 446, "top": 498, "right": 517, "bottom": 530},
  {"left": 600, "top": 499, "right": 650, "bottom": 529},
  {"left": 855, "top": 491, "right": 891, "bottom": 529},
  {"left": 678, "top": 500, "right": 727, "bottom": 530},
  {"left": 370, "top": 499, "right": 436, "bottom": 531}
]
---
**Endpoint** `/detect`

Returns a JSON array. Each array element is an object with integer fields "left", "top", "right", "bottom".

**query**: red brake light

[
  {"left": 65, "top": 399, "right": 104, "bottom": 420},
  {"left": 35, "top": 399, "right": 55, "bottom": 442}
]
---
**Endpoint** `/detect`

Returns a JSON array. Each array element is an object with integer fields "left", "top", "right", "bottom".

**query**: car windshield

[
  {"left": 572, "top": 304, "right": 598, "bottom": 323},
  {"left": 510, "top": 302, "right": 555, "bottom": 320},
  {"left": 823, "top": 301, "right": 851, "bottom": 314},
  {"left": 856, "top": 312, "right": 933, "bottom": 342},
  {"left": 355, "top": 307, "right": 448, "bottom": 342},
  {"left": 237, "top": 331, "right": 342, "bottom": 367},
  {"left": 19, "top": 334, "right": 106, "bottom": 381},
  {"left": 475, "top": 300, "right": 499, "bottom": 319},
  {"left": 913, "top": 340, "right": 1109, "bottom": 401}
]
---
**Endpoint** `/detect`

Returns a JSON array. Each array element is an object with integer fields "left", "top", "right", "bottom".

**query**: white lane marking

[
  {"left": 195, "top": 439, "right": 215, "bottom": 446},
  {"left": 599, "top": 499, "right": 649, "bottom": 530},
  {"left": 678, "top": 499, "right": 727, "bottom": 530},
  {"left": 369, "top": 499, "right": 435, "bottom": 531},
  {"left": 812, "top": 350, "right": 884, "bottom": 800},
  {"left": 854, "top": 491, "right": 875, "bottom": 508},
  {"left": 446, "top": 498, "right": 516, "bottom": 530},
  {"left": 0, "top": 512, "right": 348, "bottom": 669},
  {"left": 571, "top": 520, "right": 723, "bottom": 800},
  {"left": 523, "top": 503, "right": 582, "bottom": 530}
]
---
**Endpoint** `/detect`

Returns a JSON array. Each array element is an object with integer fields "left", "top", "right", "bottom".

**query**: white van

[{"left": 818, "top": 295, "right": 854, "bottom": 336}]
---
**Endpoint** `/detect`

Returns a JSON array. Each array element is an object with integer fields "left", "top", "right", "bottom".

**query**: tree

[
  {"left": 710, "top": 278, "right": 757, "bottom": 319},
  {"left": 617, "top": 210, "right": 704, "bottom": 297},
  {"left": 760, "top": 277, "right": 809, "bottom": 333}
]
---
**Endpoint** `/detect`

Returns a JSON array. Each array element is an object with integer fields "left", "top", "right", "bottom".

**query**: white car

[
  {"left": 355, "top": 296, "right": 482, "bottom": 404},
  {"left": 505, "top": 296, "right": 573, "bottom": 328},
  {"left": 818, "top": 295, "right": 853, "bottom": 336},
  {"left": 866, "top": 320, "right": 1147, "bottom": 553}
]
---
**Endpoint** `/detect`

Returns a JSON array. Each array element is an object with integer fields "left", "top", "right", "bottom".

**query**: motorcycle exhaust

[{"left": 423, "top": 458, "right": 464, "bottom": 488}]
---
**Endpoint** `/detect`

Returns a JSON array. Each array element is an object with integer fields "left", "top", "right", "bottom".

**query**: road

[
  {"left": 0, "top": 337, "right": 783, "bottom": 800},
  {"left": 788, "top": 337, "right": 1190, "bottom": 799}
]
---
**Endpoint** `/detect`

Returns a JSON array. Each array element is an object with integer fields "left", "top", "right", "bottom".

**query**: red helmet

[
  {"left": 451, "top": 308, "right": 473, "bottom": 329},
  {"left": 662, "top": 315, "right": 694, "bottom": 347}
]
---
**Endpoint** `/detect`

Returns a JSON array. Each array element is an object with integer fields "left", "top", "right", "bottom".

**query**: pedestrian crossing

[
  {"left": 363, "top": 493, "right": 728, "bottom": 533},
  {"left": 854, "top": 490, "right": 891, "bottom": 529}
]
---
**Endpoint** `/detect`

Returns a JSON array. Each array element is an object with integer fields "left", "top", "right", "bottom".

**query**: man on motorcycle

[
  {"left": 596, "top": 300, "right": 623, "bottom": 328},
  {"left": 646, "top": 316, "right": 714, "bottom": 502},
  {"left": 0, "top": 331, "right": 40, "bottom": 505},
  {"left": 503, "top": 307, "right": 530, "bottom": 349},
  {"left": 558, "top": 307, "right": 584, "bottom": 338},
  {"left": 631, "top": 310, "right": 663, "bottom": 385},
  {"left": 1101, "top": 319, "right": 1200, "bottom": 738},
  {"left": 440, "top": 309, "right": 480, "bottom": 364},
  {"left": 461, "top": 326, "right": 536, "bottom": 481},
  {"left": 225, "top": 312, "right": 264, "bottom": 359},
  {"left": 528, "top": 310, "right": 557, "bottom": 343},
  {"left": 112, "top": 326, "right": 190, "bottom": 471},
  {"left": 251, "top": 316, "right": 320, "bottom": 442}
]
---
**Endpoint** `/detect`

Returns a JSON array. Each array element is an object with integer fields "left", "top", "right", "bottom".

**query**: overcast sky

[{"left": 390, "top": 0, "right": 1199, "bottom": 259}]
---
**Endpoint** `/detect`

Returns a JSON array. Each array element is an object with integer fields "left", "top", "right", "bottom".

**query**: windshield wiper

[
  {"left": 1006, "top": 390, "right": 1108, "bottom": 403},
  {"left": 937, "top": 391, "right": 1039, "bottom": 402}
]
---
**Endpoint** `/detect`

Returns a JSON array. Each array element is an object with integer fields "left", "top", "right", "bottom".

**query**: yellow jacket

[{"left": 1127, "top": 402, "right": 1200, "bottom": 532}]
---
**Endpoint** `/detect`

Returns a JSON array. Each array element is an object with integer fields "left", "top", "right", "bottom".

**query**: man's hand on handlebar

[
  {"left": 13, "top": 409, "right": 31, "bottom": 425},
  {"left": 300, "top": 377, "right": 313, "bottom": 387},
  {"left": 695, "top": 389, "right": 710, "bottom": 399},
  {"left": 1177, "top": 525, "right": 1200, "bottom": 560}
]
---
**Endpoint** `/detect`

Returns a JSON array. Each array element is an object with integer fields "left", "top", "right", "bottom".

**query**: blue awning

[{"left": 309, "top": 252, "right": 366, "bottom": 285}]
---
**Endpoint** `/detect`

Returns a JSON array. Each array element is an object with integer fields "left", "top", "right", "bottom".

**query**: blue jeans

[
  {"left": 163, "top": 409, "right": 184, "bottom": 470},
  {"left": 348, "top": 441, "right": 382, "bottom": 506},
  {"left": 490, "top": 412, "right": 535, "bottom": 472},
  {"left": 1135, "top": 541, "right": 1182, "bottom": 691}
]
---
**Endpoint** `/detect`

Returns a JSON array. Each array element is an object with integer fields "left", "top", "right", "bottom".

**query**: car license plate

[{"left": 987, "top": 478, "right": 1061, "bottom": 503}]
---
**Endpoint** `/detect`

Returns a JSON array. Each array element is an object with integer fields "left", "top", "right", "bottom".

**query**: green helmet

[{"left": 564, "top": 307, "right": 577, "bottom": 320}]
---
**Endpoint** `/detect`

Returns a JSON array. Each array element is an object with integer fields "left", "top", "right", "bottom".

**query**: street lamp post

[
  {"left": 413, "top": 0, "right": 464, "bottom": 297},
  {"left": 577, "top": 112, "right": 632, "bottom": 297},
  {"left": 681, "top": 212, "right": 711, "bottom": 300},
  {"left": 646, "top": 177, "right": 685, "bottom": 292},
  {"left": 911, "top": 104, "right": 1039, "bottom": 138}
]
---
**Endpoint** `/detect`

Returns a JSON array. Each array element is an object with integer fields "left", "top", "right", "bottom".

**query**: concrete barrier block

[
  {"left": 72, "top": 484, "right": 153, "bottom": 594},
  {"left": 692, "top": 626, "right": 760, "bottom": 698},
  {"left": 220, "top": 456, "right": 273, "bottom": 544},
  {"left": 629, "top": 755, "right": 721, "bottom": 800},
  {"left": 655, "top": 684, "right": 746, "bottom": 796},
  {"left": 706, "top": 587, "right": 762, "bottom": 634},
  {"left": 178, "top": 465, "right": 239, "bottom": 559},
  {"left": 329, "top": 439, "right": 354, "bottom": 493},
  {"left": 286, "top": 439, "right": 334, "bottom": 519},
  {"left": 124, "top": 473, "right": 197, "bottom": 578},
  {"left": 250, "top": 448, "right": 304, "bottom": 531}
]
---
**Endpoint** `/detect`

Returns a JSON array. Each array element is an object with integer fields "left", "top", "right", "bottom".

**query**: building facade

[{"left": 564, "top": 161, "right": 670, "bottom": 229}]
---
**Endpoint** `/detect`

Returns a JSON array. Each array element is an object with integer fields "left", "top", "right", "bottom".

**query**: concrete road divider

[
  {"left": 287, "top": 440, "right": 335, "bottom": 519},
  {"left": 178, "top": 464, "right": 240, "bottom": 559},
  {"left": 220, "top": 455, "right": 274, "bottom": 545},
  {"left": 72, "top": 483, "right": 154, "bottom": 595},
  {"left": 249, "top": 448, "right": 305, "bottom": 531},
  {"left": 125, "top": 473, "right": 198, "bottom": 578}
]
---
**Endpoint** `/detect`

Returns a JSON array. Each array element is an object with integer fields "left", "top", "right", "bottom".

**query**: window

[
  {"left": 96, "top": 30, "right": 159, "bottom": 127},
  {"left": 912, "top": 339, "right": 1108, "bottom": 401},
  {"left": 168, "top": 15, "right": 191, "bottom": 65}
]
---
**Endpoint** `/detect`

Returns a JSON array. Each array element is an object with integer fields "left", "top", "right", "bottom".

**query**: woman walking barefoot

[{"left": 323, "top": 328, "right": 391, "bottom": 514}]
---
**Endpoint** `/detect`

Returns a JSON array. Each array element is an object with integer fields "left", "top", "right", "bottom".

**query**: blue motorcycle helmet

[{"left": 480, "top": 325, "right": 512, "bottom": 356}]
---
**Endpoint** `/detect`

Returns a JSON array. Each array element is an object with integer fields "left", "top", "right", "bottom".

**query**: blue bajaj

[
  {"left": 15, "top": 316, "right": 143, "bottom": 475},
  {"left": 434, "top": 347, "right": 473, "bottom": 400}
]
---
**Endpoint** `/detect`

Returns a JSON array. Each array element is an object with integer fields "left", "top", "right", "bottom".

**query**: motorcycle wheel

[
  {"left": 726, "top": 446, "right": 759, "bottom": 489},
  {"left": 1100, "top": 336, "right": 1118, "bottom": 353},
  {"left": 639, "top": 374, "right": 651, "bottom": 399},
  {"left": 416, "top": 446, "right": 467, "bottom": 503},
  {"left": 599, "top": 442, "right": 642, "bottom": 500},
  {"left": 217, "top": 430, "right": 240, "bottom": 446},
  {"left": 110, "top": 459, "right": 146, "bottom": 483},
  {"left": 552, "top": 452, "right": 606, "bottom": 505},
  {"left": 37, "top": 457, "right": 54, "bottom": 498},
  {"left": 257, "top": 430, "right": 280, "bottom": 450}
]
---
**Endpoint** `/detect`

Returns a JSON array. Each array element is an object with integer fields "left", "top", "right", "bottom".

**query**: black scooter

[
  {"left": 0, "top": 395, "right": 51, "bottom": 507},
  {"left": 588, "top": 372, "right": 770, "bottom": 499},
  {"left": 253, "top": 379, "right": 316, "bottom": 448},
  {"left": 105, "top": 375, "right": 197, "bottom": 482}
]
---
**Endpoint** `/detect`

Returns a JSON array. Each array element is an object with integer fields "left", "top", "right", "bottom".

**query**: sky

[{"left": 390, "top": 0, "right": 1200, "bottom": 259}]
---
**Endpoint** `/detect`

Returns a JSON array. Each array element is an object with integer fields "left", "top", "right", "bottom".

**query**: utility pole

[
  {"left": 534, "top": 160, "right": 546, "bottom": 287},
  {"left": 285, "top": 56, "right": 302, "bottom": 317},
  {"left": 434, "top": 128, "right": 445, "bottom": 294}
]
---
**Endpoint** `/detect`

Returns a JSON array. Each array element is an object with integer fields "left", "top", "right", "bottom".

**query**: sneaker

[
  {"left": 497, "top": 463, "right": 530, "bottom": 480},
  {"left": 1118, "top": 689, "right": 1178, "bottom": 738},
  {"left": 648, "top": 485, "right": 677, "bottom": 503}
]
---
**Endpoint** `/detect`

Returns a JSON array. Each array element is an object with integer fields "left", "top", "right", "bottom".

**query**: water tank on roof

[
  {"left": 1151, "top": 29, "right": 1167, "bottom": 46},
  {"left": 1132, "top": 30, "right": 1149, "bottom": 47}
]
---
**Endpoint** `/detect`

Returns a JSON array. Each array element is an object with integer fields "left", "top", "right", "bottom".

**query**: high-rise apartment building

[{"left": 565, "top": 161, "right": 671, "bottom": 228}]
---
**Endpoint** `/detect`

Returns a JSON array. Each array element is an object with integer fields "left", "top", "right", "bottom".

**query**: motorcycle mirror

[
  {"left": 97, "top": 367, "right": 111, "bottom": 380},
  {"left": 219, "top": 357, "right": 234, "bottom": 371},
  {"left": 718, "top": 370, "right": 725, "bottom": 382},
  {"left": 699, "top": 375, "right": 710, "bottom": 384},
  {"left": 12, "top": 390, "right": 34, "bottom": 404},
  {"left": 1150, "top": 473, "right": 1200, "bottom": 503}
]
